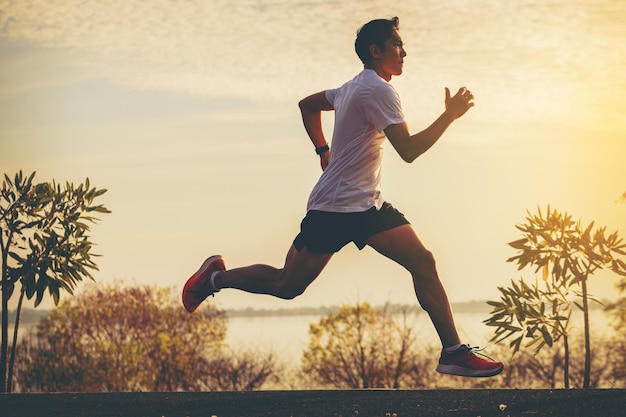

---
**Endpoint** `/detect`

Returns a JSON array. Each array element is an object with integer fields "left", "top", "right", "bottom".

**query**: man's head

[
  {"left": 355, "top": 17, "right": 401, "bottom": 66},
  {"left": 355, "top": 17, "right": 406, "bottom": 81}
]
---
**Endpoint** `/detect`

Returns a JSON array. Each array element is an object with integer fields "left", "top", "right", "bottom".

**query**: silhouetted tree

[
  {"left": 1, "top": 171, "right": 109, "bottom": 392},
  {"left": 301, "top": 302, "right": 435, "bottom": 389},
  {"left": 205, "top": 347, "right": 282, "bottom": 391},
  {"left": 16, "top": 283, "right": 281, "bottom": 392},
  {"left": 484, "top": 206, "right": 626, "bottom": 388}
]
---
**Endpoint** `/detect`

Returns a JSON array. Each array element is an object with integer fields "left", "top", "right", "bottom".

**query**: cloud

[
  {"left": 0, "top": 0, "right": 367, "bottom": 99},
  {"left": 2, "top": 0, "right": 625, "bottom": 119},
  {"left": 0, "top": 77, "right": 254, "bottom": 129}
]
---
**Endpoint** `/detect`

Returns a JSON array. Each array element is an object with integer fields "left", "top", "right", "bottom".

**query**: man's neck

[{"left": 364, "top": 65, "right": 391, "bottom": 82}]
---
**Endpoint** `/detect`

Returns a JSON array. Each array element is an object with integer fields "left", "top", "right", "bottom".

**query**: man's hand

[
  {"left": 320, "top": 151, "right": 330, "bottom": 171},
  {"left": 444, "top": 87, "right": 474, "bottom": 120}
]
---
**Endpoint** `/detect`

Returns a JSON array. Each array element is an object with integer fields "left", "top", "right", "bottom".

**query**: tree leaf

[{"left": 540, "top": 325, "right": 553, "bottom": 347}]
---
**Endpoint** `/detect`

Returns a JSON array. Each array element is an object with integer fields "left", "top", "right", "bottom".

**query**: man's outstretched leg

[
  {"left": 182, "top": 245, "right": 332, "bottom": 312},
  {"left": 366, "top": 224, "right": 503, "bottom": 378}
]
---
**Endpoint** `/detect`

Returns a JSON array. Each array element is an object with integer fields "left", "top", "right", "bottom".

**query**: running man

[{"left": 183, "top": 17, "right": 503, "bottom": 378}]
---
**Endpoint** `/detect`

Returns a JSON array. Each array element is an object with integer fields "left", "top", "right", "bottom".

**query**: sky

[{"left": 1, "top": 0, "right": 625, "bottom": 312}]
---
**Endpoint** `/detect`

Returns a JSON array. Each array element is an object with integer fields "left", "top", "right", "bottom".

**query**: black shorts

[{"left": 293, "top": 202, "right": 410, "bottom": 254}]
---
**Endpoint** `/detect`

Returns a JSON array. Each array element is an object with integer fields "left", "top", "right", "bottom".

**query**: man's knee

[
  {"left": 268, "top": 269, "right": 309, "bottom": 299},
  {"left": 274, "top": 282, "right": 307, "bottom": 300},
  {"left": 409, "top": 249, "right": 437, "bottom": 277}
]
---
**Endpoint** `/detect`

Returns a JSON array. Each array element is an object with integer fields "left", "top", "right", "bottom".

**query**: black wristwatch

[{"left": 315, "top": 144, "right": 329, "bottom": 155}]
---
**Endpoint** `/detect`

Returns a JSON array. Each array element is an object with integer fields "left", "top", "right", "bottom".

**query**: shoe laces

[{"left": 461, "top": 344, "right": 498, "bottom": 362}]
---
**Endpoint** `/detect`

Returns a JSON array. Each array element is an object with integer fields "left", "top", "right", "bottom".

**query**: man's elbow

[
  {"left": 298, "top": 99, "right": 307, "bottom": 114},
  {"left": 398, "top": 149, "right": 419, "bottom": 163},
  {"left": 299, "top": 98, "right": 319, "bottom": 117},
  {"left": 389, "top": 142, "right": 419, "bottom": 163},
  {"left": 299, "top": 92, "right": 332, "bottom": 113}
]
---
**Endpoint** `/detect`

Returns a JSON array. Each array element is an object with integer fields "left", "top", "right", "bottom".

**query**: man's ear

[{"left": 369, "top": 43, "right": 381, "bottom": 59}]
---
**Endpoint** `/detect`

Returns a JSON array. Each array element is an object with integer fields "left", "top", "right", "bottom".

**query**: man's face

[{"left": 378, "top": 29, "right": 407, "bottom": 81}]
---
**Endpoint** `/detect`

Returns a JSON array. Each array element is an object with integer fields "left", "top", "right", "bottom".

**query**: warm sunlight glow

[{"left": 1, "top": 0, "right": 625, "bottom": 310}]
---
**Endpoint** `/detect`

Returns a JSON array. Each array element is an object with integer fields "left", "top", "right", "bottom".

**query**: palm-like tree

[{"left": 1, "top": 171, "right": 110, "bottom": 392}]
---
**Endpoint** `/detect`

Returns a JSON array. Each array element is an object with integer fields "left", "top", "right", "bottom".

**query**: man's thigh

[
  {"left": 279, "top": 244, "right": 333, "bottom": 296},
  {"left": 365, "top": 224, "right": 431, "bottom": 270}
]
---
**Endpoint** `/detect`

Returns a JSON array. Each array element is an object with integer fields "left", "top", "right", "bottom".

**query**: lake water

[{"left": 225, "top": 309, "right": 615, "bottom": 367}]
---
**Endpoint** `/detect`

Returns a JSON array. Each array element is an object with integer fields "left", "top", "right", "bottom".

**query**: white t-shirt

[{"left": 306, "top": 69, "right": 406, "bottom": 213}]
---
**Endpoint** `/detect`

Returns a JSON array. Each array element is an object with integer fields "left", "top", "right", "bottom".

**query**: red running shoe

[
  {"left": 182, "top": 255, "right": 226, "bottom": 313},
  {"left": 436, "top": 344, "right": 504, "bottom": 377}
]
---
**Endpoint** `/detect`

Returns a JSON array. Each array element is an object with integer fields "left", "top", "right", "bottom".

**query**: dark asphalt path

[{"left": 2, "top": 389, "right": 625, "bottom": 417}]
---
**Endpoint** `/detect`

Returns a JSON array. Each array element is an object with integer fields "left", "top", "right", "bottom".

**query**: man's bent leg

[
  {"left": 214, "top": 244, "right": 333, "bottom": 299},
  {"left": 365, "top": 224, "right": 461, "bottom": 348}
]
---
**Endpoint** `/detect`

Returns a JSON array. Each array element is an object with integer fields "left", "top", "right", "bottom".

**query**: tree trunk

[
  {"left": 581, "top": 278, "right": 591, "bottom": 388},
  {"left": 1, "top": 266, "right": 8, "bottom": 391},
  {"left": 7, "top": 286, "right": 25, "bottom": 392},
  {"left": 563, "top": 333, "right": 570, "bottom": 389},
  {"left": 0, "top": 228, "right": 11, "bottom": 393},
  {"left": 1, "top": 285, "right": 7, "bottom": 393}
]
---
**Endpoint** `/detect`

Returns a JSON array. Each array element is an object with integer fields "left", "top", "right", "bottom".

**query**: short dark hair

[{"left": 354, "top": 17, "right": 400, "bottom": 65}]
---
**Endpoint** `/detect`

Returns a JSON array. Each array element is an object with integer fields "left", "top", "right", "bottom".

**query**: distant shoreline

[
  {"left": 9, "top": 299, "right": 610, "bottom": 325},
  {"left": 224, "top": 300, "right": 492, "bottom": 318},
  {"left": 223, "top": 299, "right": 611, "bottom": 318}
]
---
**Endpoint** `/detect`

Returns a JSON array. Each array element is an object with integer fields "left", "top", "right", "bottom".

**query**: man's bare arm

[
  {"left": 385, "top": 87, "right": 474, "bottom": 163},
  {"left": 299, "top": 91, "right": 334, "bottom": 170}
]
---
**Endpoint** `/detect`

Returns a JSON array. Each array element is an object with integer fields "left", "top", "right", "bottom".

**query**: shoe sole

[
  {"left": 436, "top": 363, "right": 504, "bottom": 378},
  {"left": 182, "top": 255, "right": 224, "bottom": 312}
]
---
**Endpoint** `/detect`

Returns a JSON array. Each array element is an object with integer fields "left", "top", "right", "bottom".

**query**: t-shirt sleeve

[
  {"left": 366, "top": 84, "right": 405, "bottom": 132},
  {"left": 325, "top": 88, "right": 338, "bottom": 106}
]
